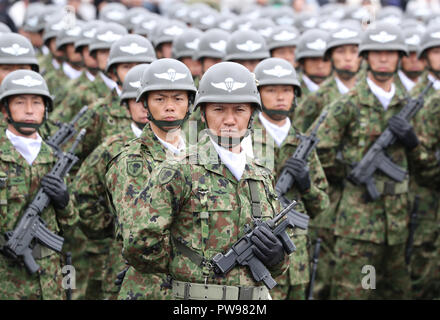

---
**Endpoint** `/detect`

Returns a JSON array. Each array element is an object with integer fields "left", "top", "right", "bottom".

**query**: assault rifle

[
  {"left": 347, "top": 82, "right": 433, "bottom": 201},
  {"left": 211, "top": 200, "right": 309, "bottom": 289},
  {"left": 2, "top": 129, "right": 86, "bottom": 274},
  {"left": 275, "top": 111, "right": 328, "bottom": 198},
  {"left": 46, "top": 106, "right": 88, "bottom": 157}
]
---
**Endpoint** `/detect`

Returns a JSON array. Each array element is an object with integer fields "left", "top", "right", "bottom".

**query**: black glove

[
  {"left": 41, "top": 173, "right": 69, "bottom": 210},
  {"left": 251, "top": 227, "right": 285, "bottom": 267},
  {"left": 283, "top": 158, "right": 311, "bottom": 193},
  {"left": 388, "top": 115, "right": 419, "bottom": 150}
]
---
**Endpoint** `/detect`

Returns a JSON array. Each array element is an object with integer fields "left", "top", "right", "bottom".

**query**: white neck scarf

[
  {"left": 62, "top": 62, "right": 82, "bottom": 80},
  {"left": 6, "top": 129, "right": 42, "bottom": 165},
  {"left": 155, "top": 133, "right": 186, "bottom": 156},
  {"left": 99, "top": 72, "right": 121, "bottom": 96},
  {"left": 398, "top": 70, "right": 417, "bottom": 93},
  {"left": 52, "top": 58, "right": 60, "bottom": 70},
  {"left": 131, "top": 122, "right": 143, "bottom": 138},
  {"left": 427, "top": 73, "right": 440, "bottom": 91},
  {"left": 335, "top": 75, "right": 350, "bottom": 95},
  {"left": 258, "top": 112, "right": 291, "bottom": 147},
  {"left": 302, "top": 74, "right": 320, "bottom": 93},
  {"left": 85, "top": 70, "right": 96, "bottom": 82},
  {"left": 367, "top": 76, "right": 396, "bottom": 110},
  {"left": 210, "top": 137, "right": 247, "bottom": 181}
]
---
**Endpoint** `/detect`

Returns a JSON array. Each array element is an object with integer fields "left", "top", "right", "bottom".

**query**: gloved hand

[
  {"left": 388, "top": 115, "right": 419, "bottom": 150},
  {"left": 251, "top": 227, "right": 285, "bottom": 267},
  {"left": 41, "top": 173, "right": 69, "bottom": 210},
  {"left": 283, "top": 158, "right": 311, "bottom": 193}
]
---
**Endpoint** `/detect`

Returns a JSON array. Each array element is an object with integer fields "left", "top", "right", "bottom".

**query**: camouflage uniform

[
  {"left": 252, "top": 117, "right": 329, "bottom": 300},
  {"left": 73, "top": 128, "right": 136, "bottom": 300},
  {"left": 0, "top": 131, "right": 78, "bottom": 299},
  {"left": 105, "top": 122, "right": 179, "bottom": 300},
  {"left": 316, "top": 76, "right": 414, "bottom": 299},
  {"left": 123, "top": 132, "right": 289, "bottom": 298},
  {"left": 408, "top": 89, "right": 440, "bottom": 299}
]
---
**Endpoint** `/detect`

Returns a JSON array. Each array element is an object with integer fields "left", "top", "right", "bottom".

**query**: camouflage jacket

[
  {"left": 316, "top": 76, "right": 414, "bottom": 245},
  {"left": 43, "top": 64, "right": 68, "bottom": 112},
  {"left": 123, "top": 132, "right": 290, "bottom": 287},
  {"left": 50, "top": 72, "right": 109, "bottom": 124},
  {"left": 410, "top": 71, "right": 437, "bottom": 98},
  {"left": 0, "top": 130, "right": 78, "bottom": 299}
]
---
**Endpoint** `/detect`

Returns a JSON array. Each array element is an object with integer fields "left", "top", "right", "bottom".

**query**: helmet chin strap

[
  {"left": 143, "top": 97, "right": 192, "bottom": 133},
  {"left": 367, "top": 65, "right": 397, "bottom": 82},
  {"left": 261, "top": 97, "right": 297, "bottom": 121},
  {"left": 401, "top": 68, "right": 424, "bottom": 80},
  {"left": 112, "top": 68, "right": 123, "bottom": 87},
  {"left": 4, "top": 100, "right": 47, "bottom": 136}
]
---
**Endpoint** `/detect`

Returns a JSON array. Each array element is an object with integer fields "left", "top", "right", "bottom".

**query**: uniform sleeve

[
  {"left": 123, "top": 161, "right": 191, "bottom": 274},
  {"left": 293, "top": 92, "right": 323, "bottom": 133},
  {"left": 72, "top": 142, "right": 114, "bottom": 240},
  {"left": 53, "top": 188, "right": 79, "bottom": 229}
]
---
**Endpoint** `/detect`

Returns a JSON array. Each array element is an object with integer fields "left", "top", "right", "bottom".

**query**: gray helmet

[
  {"left": 401, "top": 18, "right": 426, "bottom": 34},
  {"left": 417, "top": 25, "right": 440, "bottom": 59},
  {"left": 74, "top": 20, "right": 104, "bottom": 52},
  {"left": 0, "top": 33, "right": 39, "bottom": 72},
  {"left": 254, "top": 58, "right": 302, "bottom": 97},
  {"left": 193, "top": 28, "right": 229, "bottom": 61},
  {"left": 403, "top": 28, "right": 423, "bottom": 53},
  {"left": 215, "top": 13, "right": 236, "bottom": 32},
  {"left": 249, "top": 18, "right": 276, "bottom": 41},
  {"left": 0, "top": 22, "right": 11, "bottom": 34},
  {"left": 98, "top": 2, "right": 128, "bottom": 25},
  {"left": 317, "top": 17, "right": 341, "bottom": 32},
  {"left": 172, "top": 28, "right": 204, "bottom": 60},
  {"left": 267, "top": 25, "right": 300, "bottom": 51},
  {"left": 270, "top": 10, "right": 296, "bottom": 27},
  {"left": 295, "top": 12, "right": 319, "bottom": 32},
  {"left": 224, "top": 30, "right": 270, "bottom": 61},
  {"left": 105, "top": 34, "right": 156, "bottom": 73},
  {"left": 89, "top": 22, "right": 128, "bottom": 55},
  {"left": 120, "top": 63, "right": 149, "bottom": 105},
  {"left": 193, "top": 10, "right": 219, "bottom": 31},
  {"left": 125, "top": 7, "right": 149, "bottom": 31},
  {"left": 56, "top": 22, "right": 84, "bottom": 51},
  {"left": 0, "top": 69, "right": 53, "bottom": 130},
  {"left": 43, "top": 13, "right": 66, "bottom": 45},
  {"left": 136, "top": 58, "right": 197, "bottom": 102},
  {"left": 324, "top": 23, "right": 362, "bottom": 60},
  {"left": 359, "top": 22, "right": 408, "bottom": 57},
  {"left": 22, "top": 3, "right": 46, "bottom": 33},
  {"left": 232, "top": 16, "right": 253, "bottom": 32},
  {"left": 377, "top": 6, "right": 403, "bottom": 25},
  {"left": 194, "top": 61, "right": 261, "bottom": 112},
  {"left": 320, "top": 3, "right": 347, "bottom": 20},
  {"left": 295, "top": 29, "right": 330, "bottom": 61},
  {"left": 152, "top": 20, "right": 187, "bottom": 48},
  {"left": 133, "top": 14, "right": 163, "bottom": 39},
  {"left": 137, "top": 58, "right": 197, "bottom": 131}
]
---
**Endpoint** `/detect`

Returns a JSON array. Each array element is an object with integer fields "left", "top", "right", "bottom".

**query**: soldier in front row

[
  {"left": 0, "top": 70, "right": 77, "bottom": 299},
  {"left": 122, "top": 62, "right": 290, "bottom": 300}
]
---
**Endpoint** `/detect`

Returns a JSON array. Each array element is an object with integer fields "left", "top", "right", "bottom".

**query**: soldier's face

[
  {"left": 0, "top": 65, "right": 31, "bottom": 84},
  {"left": 3, "top": 95, "right": 45, "bottom": 137},
  {"left": 48, "top": 38, "right": 64, "bottom": 58},
  {"left": 302, "top": 57, "right": 332, "bottom": 84},
  {"left": 232, "top": 59, "right": 262, "bottom": 72},
  {"left": 426, "top": 47, "right": 440, "bottom": 72},
  {"left": 331, "top": 44, "right": 362, "bottom": 77},
  {"left": 147, "top": 90, "right": 189, "bottom": 131},
  {"left": 28, "top": 31, "right": 44, "bottom": 49},
  {"left": 127, "top": 98, "right": 149, "bottom": 125},
  {"left": 367, "top": 51, "right": 399, "bottom": 75},
  {"left": 180, "top": 57, "right": 202, "bottom": 78},
  {"left": 96, "top": 49, "right": 110, "bottom": 71},
  {"left": 202, "top": 103, "right": 253, "bottom": 140},
  {"left": 81, "top": 46, "right": 98, "bottom": 70},
  {"left": 157, "top": 43, "right": 173, "bottom": 59},
  {"left": 114, "top": 63, "right": 139, "bottom": 84},
  {"left": 66, "top": 44, "right": 82, "bottom": 63},
  {"left": 259, "top": 85, "right": 295, "bottom": 121},
  {"left": 201, "top": 57, "right": 222, "bottom": 74},
  {"left": 401, "top": 52, "right": 426, "bottom": 80},
  {"left": 271, "top": 46, "right": 297, "bottom": 68}
]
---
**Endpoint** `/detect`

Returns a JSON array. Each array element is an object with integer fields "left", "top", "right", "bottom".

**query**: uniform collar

[
  {"left": 335, "top": 75, "right": 350, "bottom": 95},
  {"left": 398, "top": 70, "right": 417, "bottom": 93},
  {"left": 85, "top": 70, "right": 96, "bottom": 82},
  {"left": 302, "top": 74, "right": 320, "bottom": 93},
  {"left": 62, "top": 62, "right": 83, "bottom": 80}
]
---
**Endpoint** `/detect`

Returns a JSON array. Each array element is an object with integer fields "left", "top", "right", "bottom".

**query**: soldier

[
  {"left": 398, "top": 28, "right": 425, "bottom": 93},
  {"left": 172, "top": 28, "right": 204, "bottom": 83},
  {"left": 105, "top": 59, "right": 197, "bottom": 300},
  {"left": 73, "top": 64, "right": 150, "bottom": 300},
  {"left": 224, "top": 29, "right": 270, "bottom": 72},
  {"left": 20, "top": 3, "right": 46, "bottom": 56},
  {"left": 252, "top": 58, "right": 329, "bottom": 300},
  {"left": 294, "top": 29, "right": 332, "bottom": 100},
  {"left": 267, "top": 25, "right": 300, "bottom": 69},
  {"left": 316, "top": 22, "right": 414, "bottom": 299},
  {"left": 0, "top": 70, "right": 77, "bottom": 299},
  {"left": 152, "top": 20, "right": 187, "bottom": 59},
  {"left": 411, "top": 24, "right": 440, "bottom": 97},
  {"left": 294, "top": 23, "right": 363, "bottom": 132},
  {"left": 122, "top": 62, "right": 290, "bottom": 300}
]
